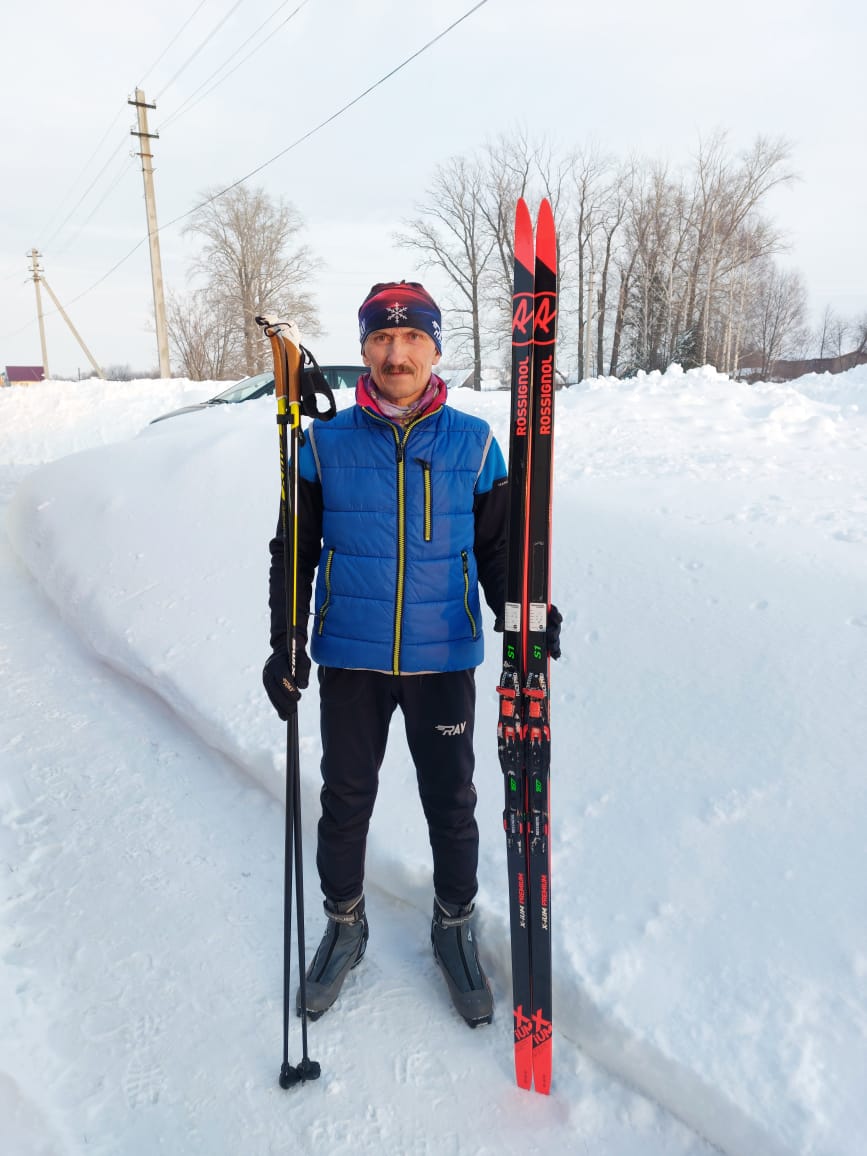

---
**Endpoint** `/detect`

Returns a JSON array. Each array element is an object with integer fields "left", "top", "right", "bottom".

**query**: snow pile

[
  {"left": 0, "top": 377, "right": 215, "bottom": 464},
  {"left": 5, "top": 363, "right": 867, "bottom": 1155}
]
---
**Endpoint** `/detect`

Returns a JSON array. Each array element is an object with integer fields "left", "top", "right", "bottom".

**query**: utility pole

[
  {"left": 28, "top": 249, "right": 105, "bottom": 379},
  {"left": 28, "top": 249, "right": 50, "bottom": 378},
  {"left": 129, "top": 88, "right": 171, "bottom": 379}
]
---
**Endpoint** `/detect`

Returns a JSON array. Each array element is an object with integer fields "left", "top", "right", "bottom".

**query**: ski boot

[
  {"left": 431, "top": 896, "right": 494, "bottom": 1028},
  {"left": 297, "top": 894, "right": 368, "bottom": 1021}
]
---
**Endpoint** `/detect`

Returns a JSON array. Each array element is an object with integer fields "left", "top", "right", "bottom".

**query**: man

[{"left": 263, "top": 281, "right": 560, "bottom": 1027}]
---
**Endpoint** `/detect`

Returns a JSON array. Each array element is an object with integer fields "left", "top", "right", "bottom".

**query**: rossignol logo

[
  {"left": 538, "top": 354, "right": 553, "bottom": 436},
  {"left": 515, "top": 355, "right": 530, "bottom": 438},
  {"left": 435, "top": 721, "right": 467, "bottom": 736},
  {"left": 534, "top": 291, "right": 557, "bottom": 344},
  {"left": 512, "top": 292, "right": 533, "bottom": 340}
]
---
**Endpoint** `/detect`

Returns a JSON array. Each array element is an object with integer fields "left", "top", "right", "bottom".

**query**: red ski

[{"left": 498, "top": 198, "right": 557, "bottom": 1093}]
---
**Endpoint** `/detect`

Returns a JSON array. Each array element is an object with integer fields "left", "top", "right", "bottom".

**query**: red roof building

[{"left": 3, "top": 365, "right": 45, "bottom": 384}]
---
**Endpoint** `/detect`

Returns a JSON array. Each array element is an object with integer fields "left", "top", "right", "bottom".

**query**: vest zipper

[
  {"left": 394, "top": 434, "right": 406, "bottom": 673},
  {"left": 317, "top": 548, "right": 335, "bottom": 635},
  {"left": 461, "top": 550, "right": 478, "bottom": 638},
  {"left": 415, "top": 458, "right": 432, "bottom": 542}
]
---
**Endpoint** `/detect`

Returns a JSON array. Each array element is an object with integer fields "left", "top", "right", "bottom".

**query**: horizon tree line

[{"left": 160, "top": 138, "right": 865, "bottom": 384}]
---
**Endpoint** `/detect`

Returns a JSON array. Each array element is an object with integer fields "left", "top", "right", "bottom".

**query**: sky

[{"left": 1, "top": 0, "right": 864, "bottom": 378}]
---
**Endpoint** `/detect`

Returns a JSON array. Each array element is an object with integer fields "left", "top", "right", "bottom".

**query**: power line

[
  {"left": 160, "top": 0, "right": 307, "bottom": 131},
  {"left": 34, "top": 2, "right": 212, "bottom": 251},
  {"left": 41, "top": 138, "right": 131, "bottom": 252},
  {"left": 164, "top": 0, "right": 491, "bottom": 228},
  {"left": 34, "top": 0, "right": 215, "bottom": 251},
  {"left": 154, "top": 0, "right": 250, "bottom": 101},
  {"left": 137, "top": 0, "right": 212, "bottom": 88},
  {"left": 3, "top": 0, "right": 490, "bottom": 332},
  {"left": 37, "top": 106, "right": 128, "bottom": 245},
  {"left": 54, "top": 156, "right": 139, "bottom": 258}
]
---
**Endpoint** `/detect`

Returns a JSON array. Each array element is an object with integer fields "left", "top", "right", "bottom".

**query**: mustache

[{"left": 383, "top": 365, "right": 413, "bottom": 375}]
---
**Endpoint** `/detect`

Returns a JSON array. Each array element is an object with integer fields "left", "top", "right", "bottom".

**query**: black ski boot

[
  {"left": 297, "top": 895, "right": 368, "bottom": 1021},
  {"left": 431, "top": 896, "right": 494, "bottom": 1028}
]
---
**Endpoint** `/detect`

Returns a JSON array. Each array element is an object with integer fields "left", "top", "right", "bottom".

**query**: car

[{"left": 149, "top": 366, "right": 366, "bottom": 424}]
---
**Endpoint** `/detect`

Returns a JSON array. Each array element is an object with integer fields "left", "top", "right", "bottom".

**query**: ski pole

[{"left": 257, "top": 315, "right": 320, "bottom": 1089}]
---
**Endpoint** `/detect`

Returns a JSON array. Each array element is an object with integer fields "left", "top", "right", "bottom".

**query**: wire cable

[
  {"left": 160, "top": 0, "right": 307, "bottom": 131},
  {"left": 36, "top": 0, "right": 213, "bottom": 248},
  {"left": 154, "top": 0, "right": 249, "bottom": 101},
  {"left": 2, "top": 0, "right": 490, "bottom": 333},
  {"left": 164, "top": 0, "right": 490, "bottom": 228},
  {"left": 54, "top": 157, "right": 139, "bottom": 258},
  {"left": 38, "top": 106, "right": 128, "bottom": 245},
  {"left": 138, "top": 0, "right": 212, "bottom": 88},
  {"left": 40, "top": 138, "right": 131, "bottom": 253}
]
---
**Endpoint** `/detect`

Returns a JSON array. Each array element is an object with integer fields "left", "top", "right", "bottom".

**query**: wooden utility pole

[
  {"left": 28, "top": 249, "right": 50, "bottom": 378},
  {"left": 28, "top": 249, "right": 105, "bottom": 379},
  {"left": 129, "top": 88, "right": 171, "bottom": 379}
]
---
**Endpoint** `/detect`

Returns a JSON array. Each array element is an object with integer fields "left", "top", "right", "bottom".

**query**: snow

[{"left": 2, "top": 362, "right": 867, "bottom": 1155}]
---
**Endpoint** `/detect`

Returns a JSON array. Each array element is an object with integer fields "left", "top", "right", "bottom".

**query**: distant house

[{"left": 4, "top": 365, "right": 45, "bottom": 386}]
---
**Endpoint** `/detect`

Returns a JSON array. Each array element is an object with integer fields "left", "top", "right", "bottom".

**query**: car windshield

[
  {"left": 324, "top": 366, "right": 365, "bottom": 390},
  {"left": 212, "top": 373, "right": 275, "bottom": 404}
]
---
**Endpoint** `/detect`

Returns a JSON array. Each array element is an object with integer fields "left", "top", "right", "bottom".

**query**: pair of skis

[{"left": 497, "top": 198, "right": 557, "bottom": 1094}]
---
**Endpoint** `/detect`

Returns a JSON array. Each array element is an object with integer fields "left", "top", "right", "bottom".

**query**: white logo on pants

[{"left": 435, "top": 721, "right": 467, "bottom": 736}]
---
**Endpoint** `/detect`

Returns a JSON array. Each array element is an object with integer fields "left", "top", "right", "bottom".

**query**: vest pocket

[
  {"left": 415, "top": 458, "right": 432, "bottom": 542},
  {"left": 461, "top": 550, "right": 478, "bottom": 638},
  {"left": 317, "top": 548, "right": 336, "bottom": 635}
]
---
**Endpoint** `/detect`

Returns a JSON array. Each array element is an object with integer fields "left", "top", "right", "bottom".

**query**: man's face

[{"left": 362, "top": 327, "right": 441, "bottom": 406}]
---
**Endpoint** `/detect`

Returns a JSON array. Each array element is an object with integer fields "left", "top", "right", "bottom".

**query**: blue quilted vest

[{"left": 300, "top": 401, "right": 497, "bottom": 674}]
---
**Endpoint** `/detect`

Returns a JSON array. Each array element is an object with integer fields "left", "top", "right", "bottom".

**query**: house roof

[{"left": 4, "top": 365, "right": 44, "bottom": 381}]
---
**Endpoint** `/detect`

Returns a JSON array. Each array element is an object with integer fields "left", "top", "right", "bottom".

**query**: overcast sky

[{"left": 1, "top": 0, "right": 863, "bottom": 377}]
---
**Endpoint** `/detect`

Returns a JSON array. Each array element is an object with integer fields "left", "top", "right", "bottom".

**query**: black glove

[
  {"left": 546, "top": 604, "right": 562, "bottom": 660},
  {"left": 263, "top": 637, "right": 311, "bottom": 720},
  {"left": 493, "top": 604, "right": 562, "bottom": 660}
]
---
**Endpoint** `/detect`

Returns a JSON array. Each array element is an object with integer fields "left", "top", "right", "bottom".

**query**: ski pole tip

[{"left": 279, "top": 1058, "right": 322, "bottom": 1089}]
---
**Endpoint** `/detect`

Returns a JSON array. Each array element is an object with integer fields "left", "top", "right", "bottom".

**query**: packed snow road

[{"left": 0, "top": 459, "right": 713, "bottom": 1154}]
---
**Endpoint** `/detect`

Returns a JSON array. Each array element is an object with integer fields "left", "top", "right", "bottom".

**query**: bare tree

[
  {"left": 397, "top": 156, "right": 496, "bottom": 388},
  {"left": 400, "top": 130, "right": 800, "bottom": 384},
  {"left": 593, "top": 162, "right": 633, "bottom": 378},
  {"left": 814, "top": 306, "right": 851, "bottom": 359},
  {"left": 746, "top": 261, "right": 807, "bottom": 379},
  {"left": 686, "top": 133, "right": 794, "bottom": 365},
  {"left": 184, "top": 186, "right": 320, "bottom": 376},
  {"left": 166, "top": 290, "right": 243, "bottom": 380}
]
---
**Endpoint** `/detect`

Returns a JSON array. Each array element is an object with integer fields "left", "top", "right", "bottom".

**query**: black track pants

[{"left": 316, "top": 667, "right": 478, "bottom": 908}]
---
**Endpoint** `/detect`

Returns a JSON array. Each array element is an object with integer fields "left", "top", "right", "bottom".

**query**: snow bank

[
  {"left": 0, "top": 377, "right": 216, "bottom": 464},
  {"left": 6, "top": 364, "right": 867, "bottom": 1155}
]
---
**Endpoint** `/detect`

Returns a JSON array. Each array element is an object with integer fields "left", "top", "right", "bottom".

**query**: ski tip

[
  {"left": 535, "top": 199, "right": 556, "bottom": 268},
  {"left": 514, "top": 198, "right": 534, "bottom": 269}
]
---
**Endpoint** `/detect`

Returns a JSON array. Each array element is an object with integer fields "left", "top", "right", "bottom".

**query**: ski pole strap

[{"left": 299, "top": 345, "right": 337, "bottom": 421}]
